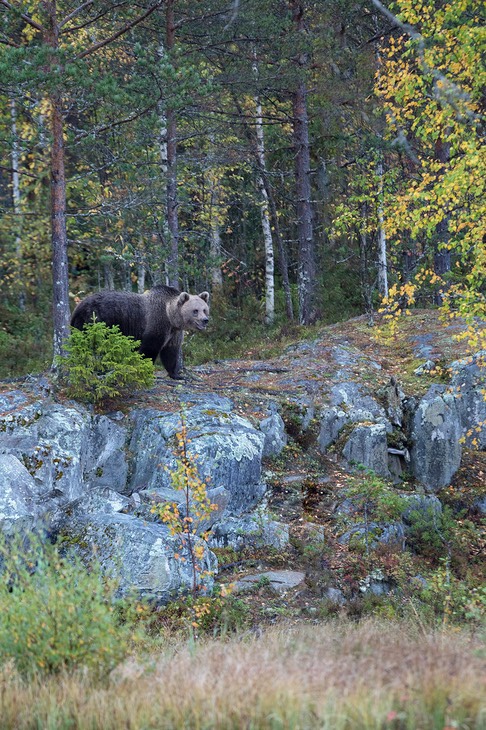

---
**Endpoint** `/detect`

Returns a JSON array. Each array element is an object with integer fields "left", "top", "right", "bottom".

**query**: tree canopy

[{"left": 0, "top": 0, "right": 484, "bottom": 371}]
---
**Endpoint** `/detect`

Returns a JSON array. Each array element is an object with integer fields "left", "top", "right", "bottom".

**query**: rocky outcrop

[
  {"left": 0, "top": 391, "right": 271, "bottom": 600},
  {"left": 0, "top": 345, "right": 484, "bottom": 601},
  {"left": 318, "top": 381, "right": 391, "bottom": 453}
]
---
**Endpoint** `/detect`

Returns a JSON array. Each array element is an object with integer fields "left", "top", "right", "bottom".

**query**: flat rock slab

[{"left": 235, "top": 570, "right": 306, "bottom": 593}]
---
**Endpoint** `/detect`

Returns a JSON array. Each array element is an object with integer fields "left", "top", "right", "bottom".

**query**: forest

[
  {"left": 0, "top": 4, "right": 485, "bottom": 728},
  {"left": 0, "top": 0, "right": 483, "bottom": 373}
]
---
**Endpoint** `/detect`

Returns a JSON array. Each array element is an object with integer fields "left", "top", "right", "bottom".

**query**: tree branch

[
  {"left": 0, "top": 164, "right": 39, "bottom": 179},
  {"left": 0, "top": 34, "right": 20, "bottom": 48},
  {"left": 0, "top": 0, "right": 44, "bottom": 33},
  {"left": 76, "top": 1, "right": 163, "bottom": 60},
  {"left": 59, "top": 1, "right": 94, "bottom": 29},
  {"left": 61, "top": 3, "right": 128, "bottom": 35},
  {"left": 371, "top": 0, "right": 475, "bottom": 116}
]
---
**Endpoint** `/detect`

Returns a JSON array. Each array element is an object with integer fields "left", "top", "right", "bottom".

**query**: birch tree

[{"left": 253, "top": 60, "right": 275, "bottom": 325}]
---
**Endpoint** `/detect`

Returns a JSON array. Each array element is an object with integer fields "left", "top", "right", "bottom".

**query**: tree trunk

[
  {"left": 265, "top": 180, "right": 294, "bottom": 320},
  {"left": 10, "top": 98, "right": 26, "bottom": 310},
  {"left": 136, "top": 235, "right": 146, "bottom": 293},
  {"left": 44, "top": 2, "right": 70, "bottom": 361},
  {"left": 253, "top": 71, "right": 274, "bottom": 325},
  {"left": 209, "top": 179, "right": 223, "bottom": 291},
  {"left": 291, "top": 2, "right": 316, "bottom": 325},
  {"left": 165, "top": 0, "right": 179, "bottom": 288},
  {"left": 157, "top": 40, "right": 171, "bottom": 284},
  {"left": 376, "top": 159, "right": 388, "bottom": 299},
  {"left": 433, "top": 136, "right": 451, "bottom": 304},
  {"left": 230, "top": 89, "right": 294, "bottom": 320},
  {"left": 359, "top": 203, "right": 373, "bottom": 314},
  {"left": 104, "top": 262, "right": 115, "bottom": 290}
]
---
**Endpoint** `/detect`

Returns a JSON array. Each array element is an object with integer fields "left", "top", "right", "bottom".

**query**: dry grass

[{"left": 1, "top": 620, "right": 484, "bottom": 729}]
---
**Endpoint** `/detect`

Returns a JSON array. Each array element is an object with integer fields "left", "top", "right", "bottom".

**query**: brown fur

[{"left": 70, "top": 285, "right": 209, "bottom": 379}]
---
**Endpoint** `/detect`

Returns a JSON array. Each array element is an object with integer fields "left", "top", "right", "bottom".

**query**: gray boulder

[
  {"left": 401, "top": 493, "right": 442, "bottom": 524},
  {"left": 208, "top": 512, "right": 289, "bottom": 550},
  {"left": 260, "top": 412, "right": 287, "bottom": 458},
  {"left": 0, "top": 400, "right": 130, "bottom": 526},
  {"left": 409, "top": 385, "right": 462, "bottom": 490},
  {"left": 318, "top": 381, "right": 391, "bottom": 452},
  {"left": 342, "top": 423, "right": 391, "bottom": 478},
  {"left": 450, "top": 351, "right": 486, "bottom": 449},
  {"left": 129, "top": 405, "right": 266, "bottom": 515},
  {"left": 83, "top": 414, "right": 128, "bottom": 491},
  {"left": 235, "top": 570, "right": 305, "bottom": 594},
  {"left": 338, "top": 521, "right": 405, "bottom": 550},
  {"left": 0, "top": 454, "right": 37, "bottom": 531},
  {"left": 318, "top": 407, "right": 349, "bottom": 451},
  {"left": 64, "top": 512, "right": 217, "bottom": 601}
]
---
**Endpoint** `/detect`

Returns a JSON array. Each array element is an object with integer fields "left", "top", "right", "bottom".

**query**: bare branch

[
  {"left": 59, "top": 1, "right": 94, "bottom": 29},
  {"left": 370, "top": 0, "right": 421, "bottom": 41},
  {"left": 61, "top": 3, "right": 128, "bottom": 35},
  {"left": 0, "top": 34, "right": 20, "bottom": 48},
  {"left": 76, "top": 1, "right": 163, "bottom": 60},
  {"left": 0, "top": 164, "right": 38, "bottom": 179},
  {"left": 0, "top": 0, "right": 44, "bottom": 33}
]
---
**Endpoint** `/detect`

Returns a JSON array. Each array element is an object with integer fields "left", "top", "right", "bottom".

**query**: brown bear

[{"left": 70, "top": 285, "right": 209, "bottom": 379}]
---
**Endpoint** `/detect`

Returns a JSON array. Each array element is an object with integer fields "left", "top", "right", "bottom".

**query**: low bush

[
  {"left": 56, "top": 318, "right": 154, "bottom": 404},
  {"left": 0, "top": 533, "right": 129, "bottom": 678}
]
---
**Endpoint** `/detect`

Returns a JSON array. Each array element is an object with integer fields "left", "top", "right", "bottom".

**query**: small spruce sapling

[{"left": 56, "top": 316, "right": 154, "bottom": 405}]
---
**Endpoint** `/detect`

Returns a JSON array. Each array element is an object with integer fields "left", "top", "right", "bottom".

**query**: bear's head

[{"left": 175, "top": 291, "right": 210, "bottom": 331}]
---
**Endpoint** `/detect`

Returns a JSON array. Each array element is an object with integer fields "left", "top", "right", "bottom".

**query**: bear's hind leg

[
  {"left": 139, "top": 333, "right": 162, "bottom": 364},
  {"left": 159, "top": 343, "right": 183, "bottom": 379}
]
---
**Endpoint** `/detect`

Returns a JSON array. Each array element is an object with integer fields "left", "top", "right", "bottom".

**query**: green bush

[
  {"left": 0, "top": 533, "right": 129, "bottom": 677},
  {"left": 57, "top": 318, "right": 154, "bottom": 404}
]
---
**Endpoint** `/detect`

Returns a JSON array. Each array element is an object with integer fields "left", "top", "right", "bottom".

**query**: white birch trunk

[
  {"left": 253, "top": 62, "right": 274, "bottom": 325},
  {"left": 209, "top": 180, "right": 223, "bottom": 290},
  {"left": 157, "top": 40, "right": 170, "bottom": 285},
  {"left": 10, "top": 99, "right": 25, "bottom": 310},
  {"left": 376, "top": 160, "right": 388, "bottom": 299}
]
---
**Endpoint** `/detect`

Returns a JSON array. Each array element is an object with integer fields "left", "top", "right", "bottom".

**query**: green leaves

[
  {"left": 0, "top": 533, "right": 128, "bottom": 678},
  {"left": 57, "top": 318, "right": 154, "bottom": 405}
]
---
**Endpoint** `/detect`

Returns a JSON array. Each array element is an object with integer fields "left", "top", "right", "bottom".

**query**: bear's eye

[{"left": 193, "top": 309, "right": 199, "bottom": 315}]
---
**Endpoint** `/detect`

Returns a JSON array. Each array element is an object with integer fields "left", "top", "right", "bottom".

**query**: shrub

[
  {"left": 57, "top": 318, "right": 154, "bottom": 404},
  {"left": 0, "top": 533, "right": 129, "bottom": 678}
]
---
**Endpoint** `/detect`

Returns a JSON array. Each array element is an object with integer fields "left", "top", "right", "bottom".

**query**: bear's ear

[
  {"left": 177, "top": 292, "right": 190, "bottom": 306},
  {"left": 198, "top": 291, "right": 210, "bottom": 303}
]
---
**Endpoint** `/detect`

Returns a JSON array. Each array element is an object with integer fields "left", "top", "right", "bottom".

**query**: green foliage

[
  {"left": 0, "top": 533, "right": 128, "bottom": 678},
  {"left": 405, "top": 504, "right": 455, "bottom": 560},
  {"left": 0, "top": 303, "right": 52, "bottom": 378},
  {"left": 336, "top": 472, "right": 409, "bottom": 555},
  {"left": 57, "top": 318, "right": 154, "bottom": 404},
  {"left": 377, "top": 0, "right": 486, "bottom": 343},
  {"left": 417, "top": 560, "right": 486, "bottom": 626}
]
